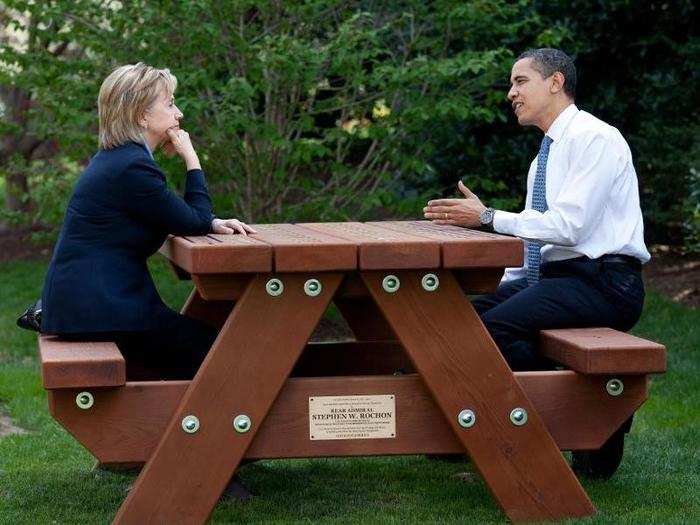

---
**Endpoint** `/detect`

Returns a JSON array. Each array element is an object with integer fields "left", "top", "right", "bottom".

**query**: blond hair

[{"left": 98, "top": 62, "right": 177, "bottom": 149}]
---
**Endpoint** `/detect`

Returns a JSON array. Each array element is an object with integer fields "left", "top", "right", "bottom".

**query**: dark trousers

[
  {"left": 61, "top": 312, "right": 218, "bottom": 380},
  {"left": 471, "top": 257, "right": 645, "bottom": 371}
]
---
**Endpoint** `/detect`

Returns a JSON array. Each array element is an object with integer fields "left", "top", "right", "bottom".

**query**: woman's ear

[{"left": 139, "top": 112, "right": 149, "bottom": 130}]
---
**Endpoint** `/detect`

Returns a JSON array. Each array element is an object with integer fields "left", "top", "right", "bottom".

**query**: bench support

[
  {"left": 363, "top": 270, "right": 595, "bottom": 521},
  {"left": 49, "top": 371, "right": 647, "bottom": 464},
  {"left": 113, "top": 273, "right": 343, "bottom": 525}
]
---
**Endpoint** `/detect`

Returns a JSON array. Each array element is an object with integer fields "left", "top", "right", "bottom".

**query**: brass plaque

[{"left": 309, "top": 394, "right": 396, "bottom": 440}]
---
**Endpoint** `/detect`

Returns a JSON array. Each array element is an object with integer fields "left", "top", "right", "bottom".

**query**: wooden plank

[
  {"left": 180, "top": 288, "right": 235, "bottom": 330},
  {"left": 47, "top": 371, "right": 647, "bottom": 465},
  {"left": 298, "top": 222, "right": 440, "bottom": 270},
  {"left": 159, "top": 234, "right": 272, "bottom": 274},
  {"left": 362, "top": 270, "right": 596, "bottom": 522},
  {"left": 249, "top": 224, "right": 357, "bottom": 272},
  {"left": 187, "top": 268, "right": 505, "bottom": 302},
  {"left": 336, "top": 270, "right": 505, "bottom": 298},
  {"left": 38, "top": 335, "right": 125, "bottom": 389},
  {"left": 292, "top": 342, "right": 411, "bottom": 376},
  {"left": 375, "top": 221, "right": 523, "bottom": 268},
  {"left": 540, "top": 328, "right": 667, "bottom": 374},
  {"left": 113, "top": 273, "right": 343, "bottom": 525},
  {"left": 191, "top": 274, "right": 252, "bottom": 301}
]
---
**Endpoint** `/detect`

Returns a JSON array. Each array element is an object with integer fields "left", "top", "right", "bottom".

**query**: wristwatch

[{"left": 479, "top": 207, "right": 495, "bottom": 230}]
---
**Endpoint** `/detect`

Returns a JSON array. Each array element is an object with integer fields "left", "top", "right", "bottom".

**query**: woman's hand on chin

[
  {"left": 165, "top": 128, "right": 201, "bottom": 170},
  {"left": 211, "top": 218, "right": 257, "bottom": 235}
]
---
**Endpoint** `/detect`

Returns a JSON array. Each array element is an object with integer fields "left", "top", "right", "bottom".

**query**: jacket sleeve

[{"left": 122, "top": 158, "right": 215, "bottom": 236}]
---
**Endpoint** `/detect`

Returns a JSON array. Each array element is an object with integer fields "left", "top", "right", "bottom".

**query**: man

[{"left": 423, "top": 48, "right": 650, "bottom": 371}]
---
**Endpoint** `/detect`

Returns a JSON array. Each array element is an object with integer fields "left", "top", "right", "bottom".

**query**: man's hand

[
  {"left": 211, "top": 218, "right": 257, "bottom": 235},
  {"left": 423, "top": 180, "right": 487, "bottom": 227}
]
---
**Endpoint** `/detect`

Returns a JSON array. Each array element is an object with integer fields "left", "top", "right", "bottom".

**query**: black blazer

[{"left": 41, "top": 142, "right": 214, "bottom": 334}]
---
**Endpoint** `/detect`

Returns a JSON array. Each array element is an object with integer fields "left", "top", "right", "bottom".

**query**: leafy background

[{"left": 1, "top": 0, "right": 698, "bottom": 250}]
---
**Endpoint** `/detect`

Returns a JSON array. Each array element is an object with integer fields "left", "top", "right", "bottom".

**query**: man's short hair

[
  {"left": 98, "top": 62, "right": 177, "bottom": 149},
  {"left": 517, "top": 48, "right": 576, "bottom": 100}
]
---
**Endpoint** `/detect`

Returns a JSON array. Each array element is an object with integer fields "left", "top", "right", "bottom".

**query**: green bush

[{"left": 1, "top": 1, "right": 698, "bottom": 250}]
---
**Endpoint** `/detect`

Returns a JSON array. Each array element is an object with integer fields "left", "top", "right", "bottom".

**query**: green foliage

[
  {"left": 1, "top": 0, "right": 526, "bottom": 230},
  {"left": 0, "top": 154, "right": 80, "bottom": 241},
  {"left": 0, "top": 1, "right": 698, "bottom": 249}
]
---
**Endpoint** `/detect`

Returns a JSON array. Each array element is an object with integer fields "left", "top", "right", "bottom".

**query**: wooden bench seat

[
  {"left": 37, "top": 327, "right": 666, "bottom": 481},
  {"left": 540, "top": 328, "right": 666, "bottom": 375},
  {"left": 39, "top": 335, "right": 125, "bottom": 389},
  {"left": 38, "top": 327, "right": 666, "bottom": 389}
]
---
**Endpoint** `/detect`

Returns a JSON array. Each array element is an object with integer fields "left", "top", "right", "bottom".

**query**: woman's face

[{"left": 143, "top": 90, "right": 183, "bottom": 147}]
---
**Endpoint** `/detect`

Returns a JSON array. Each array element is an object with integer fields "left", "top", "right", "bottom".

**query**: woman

[{"left": 40, "top": 62, "right": 255, "bottom": 380}]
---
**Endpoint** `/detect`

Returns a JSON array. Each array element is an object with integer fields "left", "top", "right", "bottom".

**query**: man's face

[{"left": 507, "top": 58, "right": 553, "bottom": 127}]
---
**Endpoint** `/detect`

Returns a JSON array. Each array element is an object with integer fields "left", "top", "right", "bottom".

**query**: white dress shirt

[{"left": 493, "top": 104, "right": 650, "bottom": 283}]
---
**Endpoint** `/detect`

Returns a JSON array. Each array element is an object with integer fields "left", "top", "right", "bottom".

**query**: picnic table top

[{"left": 159, "top": 220, "right": 523, "bottom": 273}]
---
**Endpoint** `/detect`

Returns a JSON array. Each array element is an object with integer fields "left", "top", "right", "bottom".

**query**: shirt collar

[
  {"left": 545, "top": 103, "right": 578, "bottom": 143},
  {"left": 142, "top": 140, "right": 155, "bottom": 160}
]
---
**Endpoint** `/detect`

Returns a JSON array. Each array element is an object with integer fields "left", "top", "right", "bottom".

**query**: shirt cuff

[{"left": 493, "top": 210, "right": 518, "bottom": 236}]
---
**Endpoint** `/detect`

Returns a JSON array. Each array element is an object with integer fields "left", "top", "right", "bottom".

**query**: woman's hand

[
  {"left": 211, "top": 218, "right": 257, "bottom": 236},
  {"left": 164, "top": 128, "right": 201, "bottom": 171}
]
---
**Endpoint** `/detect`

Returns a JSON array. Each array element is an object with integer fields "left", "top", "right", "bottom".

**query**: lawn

[{"left": 0, "top": 256, "right": 698, "bottom": 524}]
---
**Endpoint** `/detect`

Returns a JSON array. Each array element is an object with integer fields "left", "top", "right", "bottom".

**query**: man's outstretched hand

[{"left": 423, "top": 180, "right": 487, "bottom": 228}]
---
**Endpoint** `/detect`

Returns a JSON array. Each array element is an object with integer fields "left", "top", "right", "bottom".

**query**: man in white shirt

[{"left": 424, "top": 48, "right": 650, "bottom": 370}]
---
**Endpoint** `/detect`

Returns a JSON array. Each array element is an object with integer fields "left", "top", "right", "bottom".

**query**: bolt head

[
  {"left": 233, "top": 414, "right": 252, "bottom": 433},
  {"left": 266, "top": 278, "right": 284, "bottom": 296},
  {"left": 75, "top": 391, "right": 94, "bottom": 409},
  {"left": 421, "top": 273, "right": 440, "bottom": 292},
  {"left": 458, "top": 409, "right": 476, "bottom": 428},
  {"left": 509, "top": 407, "right": 528, "bottom": 426},
  {"left": 181, "top": 415, "right": 200, "bottom": 434},
  {"left": 382, "top": 274, "right": 400, "bottom": 293},
  {"left": 304, "top": 279, "right": 322, "bottom": 296},
  {"left": 606, "top": 378, "right": 624, "bottom": 396}
]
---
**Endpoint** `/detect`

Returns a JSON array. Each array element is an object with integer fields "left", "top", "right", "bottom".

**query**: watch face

[{"left": 480, "top": 208, "right": 494, "bottom": 225}]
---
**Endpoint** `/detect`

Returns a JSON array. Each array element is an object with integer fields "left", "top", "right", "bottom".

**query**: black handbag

[{"left": 17, "top": 299, "right": 42, "bottom": 332}]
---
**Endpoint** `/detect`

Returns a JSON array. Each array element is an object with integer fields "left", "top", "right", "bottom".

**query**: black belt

[
  {"left": 543, "top": 254, "right": 642, "bottom": 271},
  {"left": 598, "top": 254, "right": 642, "bottom": 269}
]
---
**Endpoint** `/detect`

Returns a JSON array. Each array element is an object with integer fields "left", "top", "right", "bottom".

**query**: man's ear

[{"left": 550, "top": 71, "right": 566, "bottom": 95}]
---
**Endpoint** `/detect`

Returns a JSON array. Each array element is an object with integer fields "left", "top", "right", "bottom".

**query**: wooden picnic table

[{"left": 112, "top": 220, "right": 598, "bottom": 523}]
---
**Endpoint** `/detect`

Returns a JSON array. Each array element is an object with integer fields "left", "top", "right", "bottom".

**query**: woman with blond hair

[{"left": 39, "top": 62, "right": 255, "bottom": 381}]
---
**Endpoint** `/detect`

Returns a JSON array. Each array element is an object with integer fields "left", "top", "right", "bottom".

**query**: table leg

[
  {"left": 112, "top": 272, "right": 343, "bottom": 525},
  {"left": 362, "top": 270, "right": 596, "bottom": 522}
]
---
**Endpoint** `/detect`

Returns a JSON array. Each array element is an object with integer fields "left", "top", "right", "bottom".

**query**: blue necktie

[{"left": 526, "top": 135, "right": 553, "bottom": 285}]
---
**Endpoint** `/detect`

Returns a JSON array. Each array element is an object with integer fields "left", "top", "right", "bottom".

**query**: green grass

[{"left": 1, "top": 257, "right": 698, "bottom": 524}]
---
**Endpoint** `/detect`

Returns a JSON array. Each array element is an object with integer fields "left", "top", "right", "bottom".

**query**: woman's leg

[{"left": 116, "top": 313, "right": 218, "bottom": 380}]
